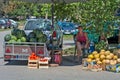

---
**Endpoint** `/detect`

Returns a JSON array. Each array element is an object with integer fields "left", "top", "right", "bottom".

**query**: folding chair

[{"left": 73, "top": 43, "right": 89, "bottom": 63}]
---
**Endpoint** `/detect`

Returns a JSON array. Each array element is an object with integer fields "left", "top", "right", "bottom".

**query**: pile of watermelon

[
  {"left": 4, "top": 28, "right": 27, "bottom": 44},
  {"left": 4, "top": 28, "right": 47, "bottom": 44},
  {"left": 27, "top": 29, "right": 47, "bottom": 43}
]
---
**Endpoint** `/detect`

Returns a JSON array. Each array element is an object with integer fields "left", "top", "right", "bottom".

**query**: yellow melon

[
  {"left": 88, "top": 54, "right": 94, "bottom": 59},
  {"left": 117, "top": 58, "right": 120, "bottom": 63},
  {"left": 100, "top": 51, "right": 105, "bottom": 55},
  {"left": 86, "top": 58, "right": 92, "bottom": 63},
  {"left": 94, "top": 54, "right": 100, "bottom": 59},
  {"left": 113, "top": 55, "right": 118, "bottom": 60},
  {"left": 97, "top": 61, "right": 102, "bottom": 64},
  {"left": 105, "top": 50, "right": 110, "bottom": 55},
  {"left": 95, "top": 58, "right": 100, "bottom": 61},
  {"left": 100, "top": 54, "right": 105, "bottom": 60},
  {"left": 100, "top": 49, "right": 105, "bottom": 52},
  {"left": 105, "top": 59, "right": 110, "bottom": 64},
  {"left": 109, "top": 53, "right": 114, "bottom": 58},
  {"left": 92, "top": 51, "right": 98, "bottom": 55},
  {"left": 110, "top": 60, "right": 117, "bottom": 65},
  {"left": 114, "top": 60, "right": 117, "bottom": 64},
  {"left": 102, "top": 59, "right": 106, "bottom": 64},
  {"left": 106, "top": 55, "right": 112, "bottom": 60}
]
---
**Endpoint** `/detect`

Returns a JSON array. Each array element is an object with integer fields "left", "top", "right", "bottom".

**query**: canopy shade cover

[{"left": 16, "top": 0, "right": 86, "bottom": 3}]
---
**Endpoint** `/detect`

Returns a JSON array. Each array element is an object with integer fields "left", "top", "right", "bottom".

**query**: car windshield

[
  {"left": 25, "top": 19, "right": 52, "bottom": 31},
  {"left": 60, "top": 22, "right": 74, "bottom": 28}
]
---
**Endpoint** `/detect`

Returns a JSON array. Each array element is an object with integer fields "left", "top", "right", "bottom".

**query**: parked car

[
  {"left": 9, "top": 19, "right": 19, "bottom": 28},
  {"left": 0, "top": 18, "right": 11, "bottom": 29},
  {"left": 0, "top": 19, "right": 9, "bottom": 29},
  {"left": 23, "top": 18, "right": 63, "bottom": 50},
  {"left": 58, "top": 21, "right": 76, "bottom": 35},
  {"left": 5, "top": 18, "right": 11, "bottom": 28}
]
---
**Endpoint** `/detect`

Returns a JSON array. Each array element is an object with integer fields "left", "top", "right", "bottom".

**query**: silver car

[
  {"left": 23, "top": 18, "right": 63, "bottom": 50},
  {"left": 9, "top": 19, "right": 19, "bottom": 28}
]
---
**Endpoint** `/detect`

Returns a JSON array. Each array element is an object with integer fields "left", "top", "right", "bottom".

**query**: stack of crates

[{"left": 27, "top": 53, "right": 39, "bottom": 69}]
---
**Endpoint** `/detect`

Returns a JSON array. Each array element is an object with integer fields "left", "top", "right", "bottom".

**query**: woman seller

[{"left": 75, "top": 26, "right": 89, "bottom": 64}]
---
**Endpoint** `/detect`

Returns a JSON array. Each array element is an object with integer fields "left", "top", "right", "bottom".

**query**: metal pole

[
  {"left": 51, "top": 0, "right": 54, "bottom": 29},
  {"left": 51, "top": 0, "right": 54, "bottom": 63}
]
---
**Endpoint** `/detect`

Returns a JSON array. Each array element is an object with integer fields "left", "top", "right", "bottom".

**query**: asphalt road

[
  {"left": 0, "top": 30, "right": 10, "bottom": 57},
  {"left": 0, "top": 30, "right": 120, "bottom": 80}
]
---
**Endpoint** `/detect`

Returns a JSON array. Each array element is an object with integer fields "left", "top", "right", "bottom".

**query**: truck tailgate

[{"left": 4, "top": 42, "right": 49, "bottom": 61}]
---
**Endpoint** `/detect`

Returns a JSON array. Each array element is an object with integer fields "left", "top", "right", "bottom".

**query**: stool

[
  {"left": 73, "top": 45, "right": 89, "bottom": 62},
  {"left": 50, "top": 49, "right": 63, "bottom": 65}
]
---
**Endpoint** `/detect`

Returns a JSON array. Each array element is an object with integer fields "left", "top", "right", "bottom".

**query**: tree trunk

[
  {"left": 45, "top": 13, "right": 48, "bottom": 19},
  {"left": 118, "top": 29, "right": 120, "bottom": 44}
]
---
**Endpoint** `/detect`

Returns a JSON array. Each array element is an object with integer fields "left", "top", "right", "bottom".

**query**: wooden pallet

[
  {"left": 49, "top": 63, "right": 59, "bottom": 67},
  {"left": 28, "top": 60, "right": 38, "bottom": 69}
]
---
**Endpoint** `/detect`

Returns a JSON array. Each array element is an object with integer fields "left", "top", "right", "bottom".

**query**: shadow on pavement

[
  {"left": 4, "top": 55, "right": 80, "bottom": 66},
  {"left": 5, "top": 60, "right": 28, "bottom": 66},
  {"left": 60, "top": 55, "right": 81, "bottom": 66}
]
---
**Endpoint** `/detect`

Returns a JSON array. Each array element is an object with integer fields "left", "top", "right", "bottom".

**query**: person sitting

[
  {"left": 75, "top": 25, "right": 89, "bottom": 64},
  {"left": 99, "top": 33, "right": 108, "bottom": 42}
]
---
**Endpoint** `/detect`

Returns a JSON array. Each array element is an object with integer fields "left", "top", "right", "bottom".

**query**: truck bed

[{"left": 4, "top": 42, "right": 49, "bottom": 61}]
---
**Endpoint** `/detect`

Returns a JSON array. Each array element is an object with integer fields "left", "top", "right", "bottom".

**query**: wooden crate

[
  {"left": 28, "top": 59, "right": 38, "bottom": 69},
  {"left": 39, "top": 60, "right": 49, "bottom": 68},
  {"left": 101, "top": 63, "right": 109, "bottom": 71}
]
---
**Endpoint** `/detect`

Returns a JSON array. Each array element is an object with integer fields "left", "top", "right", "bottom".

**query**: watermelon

[
  {"left": 28, "top": 32, "right": 36, "bottom": 38},
  {"left": 30, "top": 38, "right": 37, "bottom": 42},
  {"left": 11, "top": 28, "right": 19, "bottom": 36},
  {"left": 11, "top": 28, "right": 26, "bottom": 39},
  {"left": 21, "top": 37, "right": 26, "bottom": 42},
  {"left": 4, "top": 34, "right": 11, "bottom": 41},
  {"left": 33, "top": 29, "right": 43, "bottom": 38},
  {"left": 11, "top": 35, "right": 17, "bottom": 41},
  {"left": 37, "top": 38, "right": 42, "bottom": 42},
  {"left": 37, "top": 34, "right": 47, "bottom": 43},
  {"left": 27, "top": 32, "right": 36, "bottom": 42},
  {"left": 8, "top": 39, "right": 16, "bottom": 44},
  {"left": 37, "top": 38, "right": 47, "bottom": 43},
  {"left": 16, "top": 30, "right": 26, "bottom": 39},
  {"left": 36, "top": 31, "right": 44, "bottom": 38},
  {"left": 16, "top": 39, "right": 22, "bottom": 45},
  {"left": 17, "top": 39, "right": 21, "bottom": 43}
]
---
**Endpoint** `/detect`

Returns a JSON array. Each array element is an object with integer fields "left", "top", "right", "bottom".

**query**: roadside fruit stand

[
  {"left": 3, "top": 28, "right": 120, "bottom": 72},
  {"left": 82, "top": 50, "right": 120, "bottom": 72}
]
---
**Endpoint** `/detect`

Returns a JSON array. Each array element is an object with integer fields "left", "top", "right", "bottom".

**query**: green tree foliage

[
  {"left": 0, "top": 3, "right": 4, "bottom": 16},
  {"left": 72, "top": 0, "right": 120, "bottom": 38},
  {"left": 54, "top": 2, "right": 76, "bottom": 21},
  {"left": 40, "top": 4, "right": 51, "bottom": 18},
  {"left": 2, "top": 0, "right": 120, "bottom": 39}
]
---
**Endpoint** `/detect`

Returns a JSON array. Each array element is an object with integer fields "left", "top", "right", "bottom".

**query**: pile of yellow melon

[{"left": 86, "top": 50, "right": 120, "bottom": 65}]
